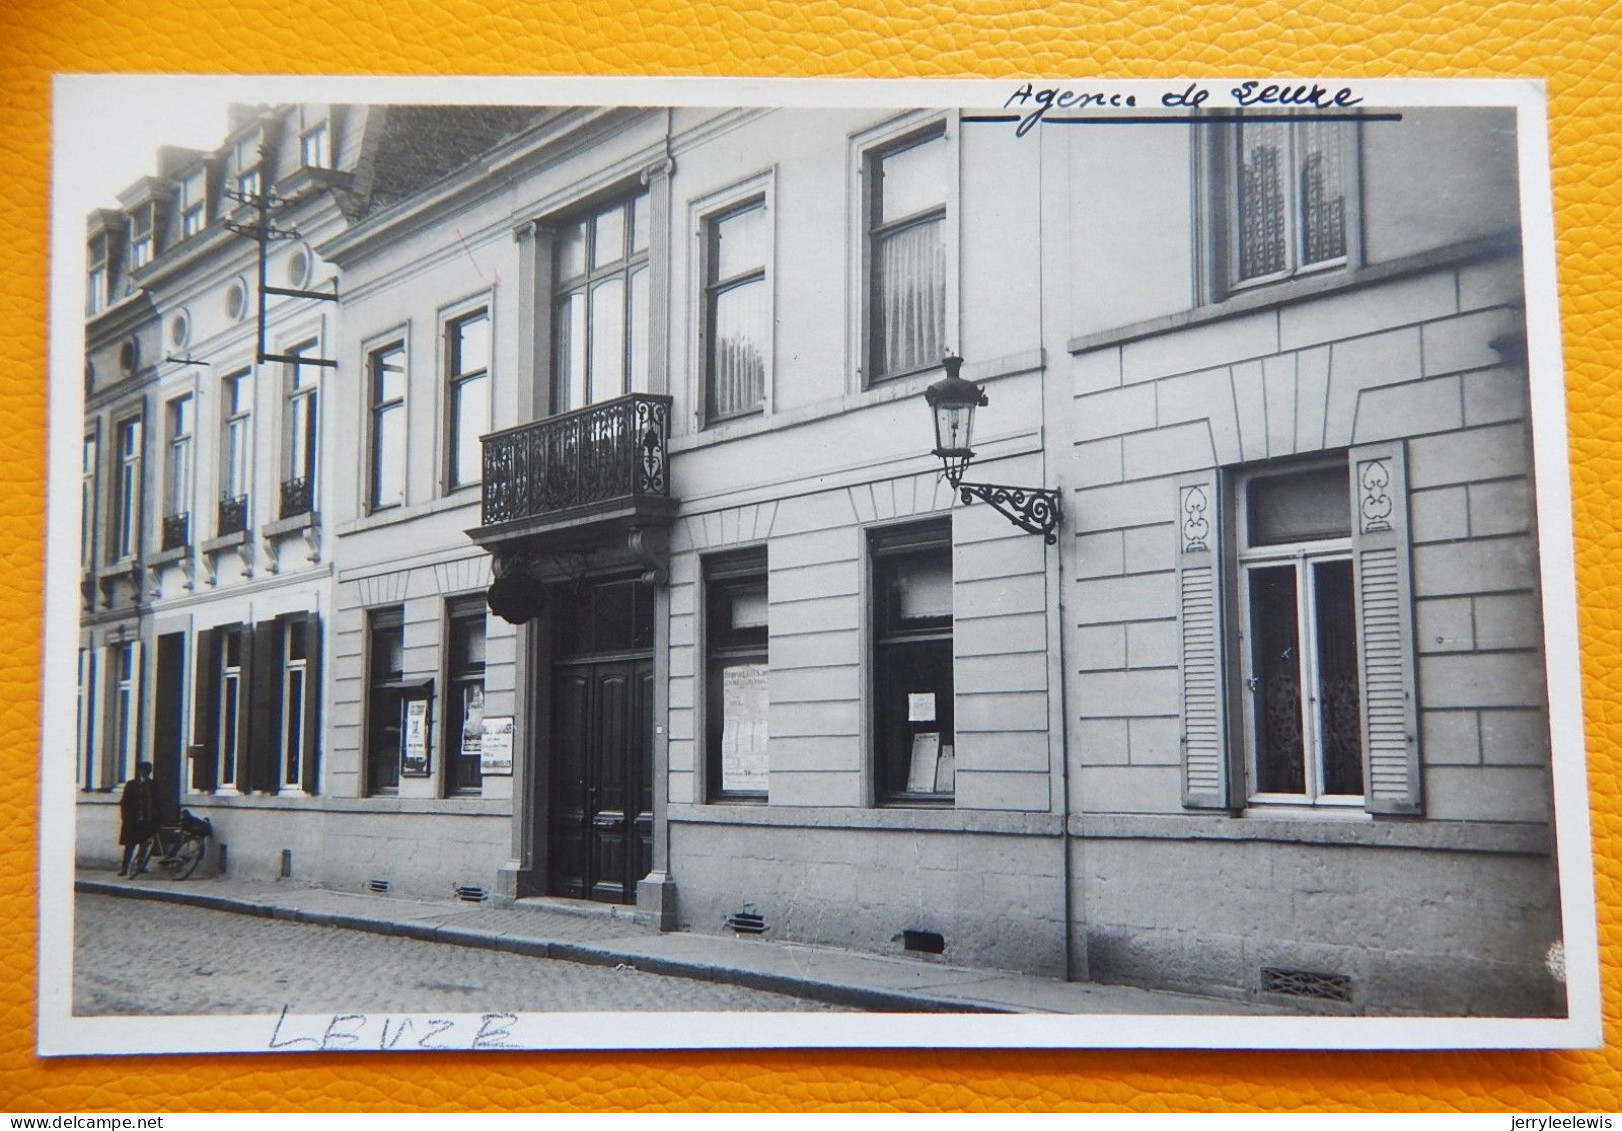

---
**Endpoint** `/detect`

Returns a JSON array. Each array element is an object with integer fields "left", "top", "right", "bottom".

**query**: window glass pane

[
  {"left": 1236, "top": 120, "right": 1289, "bottom": 279},
  {"left": 1298, "top": 120, "right": 1348, "bottom": 265},
  {"left": 287, "top": 620, "right": 308, "bottom": 661},
  {"left": 454, "top": 315, "right": 489, "bottom": 376},
  {"left": 592, "top": 204, "right": 626, "bottom": 269},
  {"left": 1246, "top": 464, "right": 1351, "bottom": 545},
  {"left": 1249, "top": 564, "right": 1305, "bottom": 794},
  {"left": 1313, "top": 559, "right": 1364, "bottom": 795},
  {"left": 452, "top": 372, "right": 488, "bottom": 485},
  {"left": 730, "top": 585, "right": 768, "bottom": 630},
  {"left": 631, "top": 193, "right": 649, "bottom": 253},
  {"left": 710, "top": 279, "right": 767, "bottom": 417},
  {"left": 588, "top": 277, "right": 625, "bottom": 403},
  {"left": 556, "top": 221, "right": 587, "bottom": 282},
  {"left": 373, "top": 403, "right": 405, "bottom": 508},
  {"left": 714, "top": 202, "right": 766, "bottom": 281},
  {"left": 373, "top": 345, "right": 405, "bottom": 404},
  {"left": 554, "top": 292, "right": 587, "bottom": 412},
  {"left": 878, "top": 132, "right": 947, "bottom": 223},
  {"left": 875, "top": 639, "right": 954, "bottom": 797},
  {"left": 874, "top": 216, "right": 946, "bottom": 376},
  {"left": 628, "top": 265, "right": 649, "bottom": 393},
  {"left": 451, "top": 613, "right": 486, "bottom": 668},
  {"left": 284, "top": 667, "right": 305, "bottom": 783},
  {"left": 894, "top": 554, "right": 952, "bottom": 623}
]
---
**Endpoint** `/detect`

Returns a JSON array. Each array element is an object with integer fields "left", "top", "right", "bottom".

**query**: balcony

[
  {"left": 280, "top": 476, "right": 313, "bottom": 520},
  {"left": 469, "top": 393, "right": 677, "bottom": 564},
  {"left": 217, "top": 494, "right": 249, "bottom": 537},
  {"left": 161, "top": 512, "right": 190, "bottom": 552}
]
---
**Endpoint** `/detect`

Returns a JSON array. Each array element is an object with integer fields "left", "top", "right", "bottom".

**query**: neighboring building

[{"left": 77, "top": 100, "right": 1563, "bottom": 1017}]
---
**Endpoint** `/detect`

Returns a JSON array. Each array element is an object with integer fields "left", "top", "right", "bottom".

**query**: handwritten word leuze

[{"left": 269, "top": 1006, "right": 521, "bottom": 1051}]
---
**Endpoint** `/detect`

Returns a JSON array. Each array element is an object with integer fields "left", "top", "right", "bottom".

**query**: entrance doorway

[{"left": 546, "top": 578, "right": 655, "bottom": 904}]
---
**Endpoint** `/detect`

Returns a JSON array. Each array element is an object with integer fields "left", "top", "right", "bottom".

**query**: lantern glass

[{"left": 932, "top": 399, "right": 976, "bottom": 459}]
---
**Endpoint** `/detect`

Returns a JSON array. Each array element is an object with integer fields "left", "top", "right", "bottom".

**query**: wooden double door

[{"left": 548, "top": 657, "right": 654, "bottom": 904}]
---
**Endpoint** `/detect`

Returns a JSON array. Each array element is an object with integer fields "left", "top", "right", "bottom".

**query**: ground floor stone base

[{"left": 1077, "top": 836, "right": 1566, "bottom": 1017}]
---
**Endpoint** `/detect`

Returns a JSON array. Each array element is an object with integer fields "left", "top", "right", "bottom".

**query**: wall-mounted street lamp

[{"left": 924, "top": 355, "right": 1063, "bottom": 545}]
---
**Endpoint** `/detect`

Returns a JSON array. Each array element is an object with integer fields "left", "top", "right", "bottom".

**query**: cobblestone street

[{"left": 74, "top": 894, "right": 849, "bottom": 1016}]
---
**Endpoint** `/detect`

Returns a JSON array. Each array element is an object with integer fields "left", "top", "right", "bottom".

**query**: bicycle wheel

[{"left": 168, "top": 834, "right": 206, "bottom": 880}]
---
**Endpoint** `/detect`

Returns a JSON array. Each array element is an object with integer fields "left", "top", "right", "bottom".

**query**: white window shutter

[
  {"left": 1177, "top": 470, "right": 1231, "bottom": 809},
  {"left": 1349, "top": 441, "right": 1422, "bottom": 814}
]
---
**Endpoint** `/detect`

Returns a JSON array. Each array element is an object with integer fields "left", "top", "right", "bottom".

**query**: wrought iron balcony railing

[
  {"left": 217, "top": 494, "right": 249, "bottom": 537},
  {"left": 280, "top": 475, "right": 314, "bottom": 520},
  {"left": 161, "top": 513, "right": 190, "bottom": 552},
  {"left": 480, "top": 393, "right": 672, "bottom": 527}
]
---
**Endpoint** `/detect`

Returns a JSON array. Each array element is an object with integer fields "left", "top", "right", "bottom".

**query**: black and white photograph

[{"left": 40, "top": 76, "right": 1598, "bottom": 1054}]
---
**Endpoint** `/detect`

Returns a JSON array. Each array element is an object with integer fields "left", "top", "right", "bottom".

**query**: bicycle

[{"left": 131, "top": 809, "right": 213, "bottom": 880}]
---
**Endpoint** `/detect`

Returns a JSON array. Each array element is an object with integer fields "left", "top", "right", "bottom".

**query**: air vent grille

[
  {"left": 901, "top": 930, "right": 946, "bottom": 955},
  {"left": 454, "top": 885, "right": 489, "bottom": 904},
  {"left": 725, "top": 907, "right": 766, "bottom": 934},
  {"left": 367, "top": 879, "right": 391, "bottom": 895},
  {"left": 1261, "top": 966, "right": 1353, "bottom": 1002}
]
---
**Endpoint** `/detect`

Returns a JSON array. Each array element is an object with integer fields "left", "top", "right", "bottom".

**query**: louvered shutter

[
  {"left": 190, "top": 628, "right": 216, "bottom": 791},
  {"left": 248, "top": 620, "right": 281, "bottom": 794},
  {"left": 1349, "top": 441, "right": 1422, "bottom": 814},
  {"left": 1177, "top": 469, "right": 1231, "bottom": 809},
  {"left": 302, "top": 615, "right": 322, "bottom": 793}
]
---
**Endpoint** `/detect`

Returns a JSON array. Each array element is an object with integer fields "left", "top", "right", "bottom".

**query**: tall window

[
  {"left": 112, "top": 640, "right": 139, "bottom": 785},
  {"left": 706, "top": 551, "right": 769, "bottom": 800},
  {"left": 445, "top": 601, "right": 487, "bottom": 795},
  {"left": 366, "top": 608, "right": 406, "bottom": 795},
  {"left": 866, "top": 127, "right": 947, "bottom": 381},
  {"left": 86, "top": 235, "right": 109, "bottom": 315},
  {"left": 217, "top": 628, "right": 243, "bottom": 791},
  {"left": 112, "top": 418, "right": 142, "bottom": 561},
  {"left": 179, "top": 169, "right": 207, "bottom": 238},
  {"left": 368, "top": 341, "right": 407, "bottom": 511},
  {"left": 446, "top": 310, "right": 490, "bottom": 490},
  {"left": 282, "top": 341, "right": 319, "bottom": 518},
  {"left": 281, "top": 618, "right": 312, "bottom": 791},
  {"left": 220, "top": 370, "right": 251, "bottom": 535},
  {"left": 232, "top": 133, "right": 262, "bottom": 202},
  {"left": 163, "top": 395, "right": 193, "bottom": 550},
  {"left": 1229, "top": 118, "right": 1352, "bottom": 287},
  {"left": 552, "top": 194, "right": 649, "bottom": 412},
  {"left": 702, "top": 198, "right": 768, "bottom": 422},
  {"left": 80, "top": 433, "right": 97, "bottom": 568},
  {"left": 128, "top": 206, "right": 154, "bottom": 271},
  {"left": 77, "top": 648, "right": 96, "bottom": 787},
  {"left": 1238, "top": 461, "right": 1363, "bottom": 803},
  {"left": 300, "top": 119, "right": 331, "bottom": 169},
  {"left": 871, "top": 520, "right": 954, "bottom": 802}
]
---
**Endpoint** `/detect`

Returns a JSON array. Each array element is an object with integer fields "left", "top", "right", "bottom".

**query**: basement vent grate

[
  {"left": 901, "top": 930, "right": 946, "bottom": 955},
  {"left": 367, "top": 879, "right": 391, "bottom": 895},
  {"left": 454, "top": 885, "right": 489, "bottom": 904},
  {"left": 725, "top": 908, "right": 767, "bottom": 934},
  {"left": 1261, "top": 967, "right": 1353, "bottom": 1003}
]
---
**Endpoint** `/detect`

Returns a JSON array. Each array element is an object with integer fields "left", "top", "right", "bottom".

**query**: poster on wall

[
  {"left": 401, "top": 697, "right": 430, "bottom": 777},
  {"left": 480, "top": 715, "right": 514, "bottom": 776},
  {"left": 720, "top": 663, "right": 768, "bottom": 793}
]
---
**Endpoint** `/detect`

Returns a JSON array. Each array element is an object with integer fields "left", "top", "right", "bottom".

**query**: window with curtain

[
  {"left": 703, "top": 197, "right": 768, "bottom": 422},
  {"left": 446, "top": 310, "right": 490, "bottom": 490},
  {"left": 368, "top": 341, "right": 407, "bottom": 511},
  {"left": 867, "top": 127, "right": 947, "bottom": 382},
  {"left": 1230, "top": 117, "right": 1352, "bottom": 287}
]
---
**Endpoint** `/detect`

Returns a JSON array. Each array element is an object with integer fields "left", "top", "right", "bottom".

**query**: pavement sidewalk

[{"left": 76, "top": 868, "right": 1286, "bottom": 1016}]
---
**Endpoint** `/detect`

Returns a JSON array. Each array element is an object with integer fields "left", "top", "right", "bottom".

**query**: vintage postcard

[{"left": 39, "top": 75, "right": 1598, "bottom": 1054}]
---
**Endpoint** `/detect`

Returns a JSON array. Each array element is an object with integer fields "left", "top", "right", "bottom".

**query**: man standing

[{"left": 117, "top": 761, "right": 159, "bottom": 877}]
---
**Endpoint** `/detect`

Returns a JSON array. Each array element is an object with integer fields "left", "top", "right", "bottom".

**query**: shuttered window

[{"left": 1176, "top": 443, "right": 1420, "bottom": 814}]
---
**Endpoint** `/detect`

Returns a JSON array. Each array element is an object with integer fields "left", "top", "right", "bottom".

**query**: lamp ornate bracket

[{"left": 955, "top": 481, "right": 1063, "bottom": 545}]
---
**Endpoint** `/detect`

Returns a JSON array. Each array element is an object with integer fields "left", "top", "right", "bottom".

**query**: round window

[
  {"left": 285, "top": 246, "right": 311, "bottom": 288},
  {"left": 168, "top": 310, "right": 190, "bottom": 350},
  {"left": 225, "top": 279, "right": 247, "bottom": 321},
  {"left": 118, "top": 338, "right": 139, "bottom": 376}
]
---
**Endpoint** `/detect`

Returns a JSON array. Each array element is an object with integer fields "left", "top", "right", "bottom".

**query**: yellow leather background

[{"left": 5, "top": 0, "right": 1619, "bottom": 1111}]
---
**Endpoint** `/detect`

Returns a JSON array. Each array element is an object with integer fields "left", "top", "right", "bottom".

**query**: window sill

[
  {"left": 670, "top": 803, "right": 1061, "bottom": 836},
  {"left": 335, "top": 491, "right": 480, "bottom": 537},
  {"left": 668, "top": 347, "right": 1045, "bottom": 457},
  {"left": 199, "top": 530, "right": 248, "bottom": 555},
  {"left": 263, "top": 511, "right": 316, "bottom": 538},
  {"left": 1066, "top": 231, "right": 1520, "bottom": 357},
  {"left": 1072, "top": 812, "right": 1551, "bottom": 856},
  {"left": 146, "top": 545, "right": 188, "bottom": 567}
]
